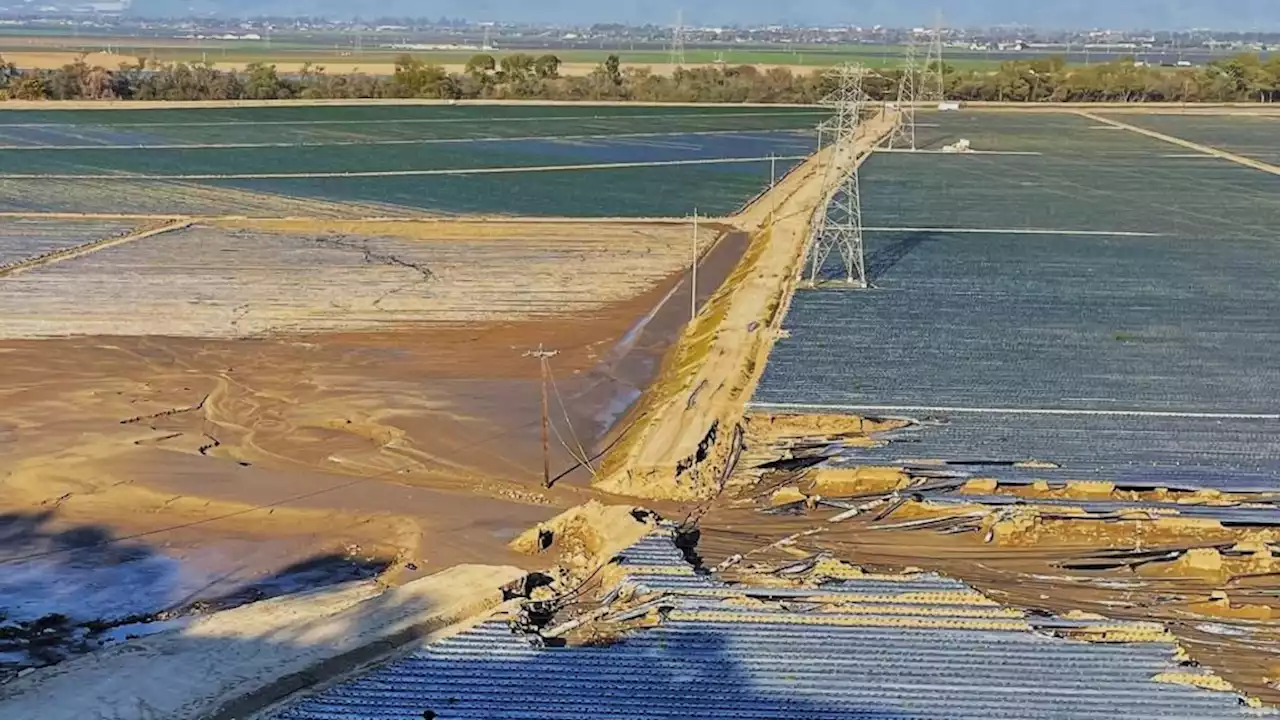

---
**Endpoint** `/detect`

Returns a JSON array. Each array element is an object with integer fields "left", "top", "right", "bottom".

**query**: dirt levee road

[{"left": 596, "top": 110, "right": 897, "bottom": 501}]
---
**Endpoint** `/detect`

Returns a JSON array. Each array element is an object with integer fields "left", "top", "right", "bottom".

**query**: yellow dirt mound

[
  {"left": 748, "top": 413, "right": 905, "bottom": 439},
  {"left": 805, "top": 466, "right": 910, "bottom": 497},
  {"left": 510, "top": 501, "right": 657, "bottom": 571}
]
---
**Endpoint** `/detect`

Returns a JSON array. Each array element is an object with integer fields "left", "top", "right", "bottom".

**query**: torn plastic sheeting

[
  {"left": 754, "top": 455, "right": 828, "bottom": 472},
  {"left": 281, "top": 625, "right": 1260, "bottom": 720},
  {"left": 277, "top": 530, "right": 1271, "bottom": 720},
  {"left": 922, "top": 494, "right": 1280, "bottom": 525}
]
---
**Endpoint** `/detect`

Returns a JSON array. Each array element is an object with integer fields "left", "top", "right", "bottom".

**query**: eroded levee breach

[
  {"left": 276, "top": 528, "right": 1271, "bottom": 718},
  {"left": 595, "top": 111, "right": 898, "bottom": 501},
  {"left": 690, "top": 407, "right": 1280, "bottom": 705}
]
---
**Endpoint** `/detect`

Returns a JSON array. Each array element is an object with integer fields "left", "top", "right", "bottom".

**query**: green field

[{"left": 0, "top": 33, "right": 1001, "bottom": 71}]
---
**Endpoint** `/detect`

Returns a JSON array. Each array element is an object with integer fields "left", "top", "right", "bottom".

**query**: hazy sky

[
  {"left": 410, "top": 1, "right": 1275, "bottom": 30},
  {"left": 145, "top": 0, "right": 1279, "bottom": 31}
]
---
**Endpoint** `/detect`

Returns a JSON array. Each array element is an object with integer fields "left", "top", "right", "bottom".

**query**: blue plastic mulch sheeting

[{"left": 275, "top": 533, "right": 1272, "bottom": 720}]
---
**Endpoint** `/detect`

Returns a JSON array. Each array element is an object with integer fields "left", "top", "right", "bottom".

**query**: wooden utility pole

[{"left": 524, "top": 344, "right": 558, "bottom": 488}]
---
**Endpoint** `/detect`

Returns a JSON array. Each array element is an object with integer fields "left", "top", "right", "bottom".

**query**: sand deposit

[
  {"left": 594, "top": 109, "right": 898, "bottom": 501},
  {"left": 0, "top": 202, "right": 746, "bottom": 681},
  {"left": 0, "top": 220, "right": 720, "bottom": 338}
]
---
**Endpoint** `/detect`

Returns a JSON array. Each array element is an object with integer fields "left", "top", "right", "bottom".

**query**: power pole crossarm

[{"left": 523, "top": 344, "right": 559, "bottom": 488}]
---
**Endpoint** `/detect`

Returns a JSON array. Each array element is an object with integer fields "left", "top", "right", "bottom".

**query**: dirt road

[{"left": 596, "top": 110, "right": 897, "bottom": 500}]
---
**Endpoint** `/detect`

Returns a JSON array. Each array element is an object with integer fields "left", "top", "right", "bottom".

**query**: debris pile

[{"left": 276, "top": 529, "right": 1271, "bottom": 719}]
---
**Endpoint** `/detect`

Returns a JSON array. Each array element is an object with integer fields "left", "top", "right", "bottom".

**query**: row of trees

[
  {"left": 1, "top": 52, "right": 1278, "bottom": 104},
  {"left": 947, "top": 54, "right": 1280, "bottom": 103}
]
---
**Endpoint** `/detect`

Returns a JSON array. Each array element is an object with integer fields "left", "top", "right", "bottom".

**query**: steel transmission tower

[
  {"left": 670, "top": 10, "right": 687, "bottom": 66},
  {"left": 922, "top": 19, "right": 945, "bottom": 101},
  {"left": 805, "top": 63, "right": 870, "bottom": 288},
  {"left": 886, "top": 40, "right": 918, "bottom": 150}
]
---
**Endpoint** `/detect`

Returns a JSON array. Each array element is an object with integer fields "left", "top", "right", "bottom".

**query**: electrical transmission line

[
  {"left": 886, "top": 39, "right": 918, "bottom": 150},
  {"left": 922, "top": 17, "right": 946, "bottom": 102},
  {"left": 805, "top": 63, "right": 870, "bottom": 288},
  {"left": 670, "top": 10, "right": 687, "bottom": 66}
]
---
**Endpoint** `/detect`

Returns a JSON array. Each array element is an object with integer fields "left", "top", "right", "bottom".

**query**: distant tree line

[{"left": 1, "top": 52, "right": 1278, "bottom": 103}]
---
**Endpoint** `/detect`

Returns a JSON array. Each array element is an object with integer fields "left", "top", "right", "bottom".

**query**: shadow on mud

[{"left": 0, "top": 510, "right": 389, "bottom": 681}]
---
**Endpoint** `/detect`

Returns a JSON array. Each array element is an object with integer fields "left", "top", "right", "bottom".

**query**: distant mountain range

[{"left": 124, "top": 0, "right": 1280, "bottom": 31}]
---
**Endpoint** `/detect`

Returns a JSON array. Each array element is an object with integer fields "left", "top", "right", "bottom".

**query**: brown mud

[{"left": 0, "top": 221, "right": 744, "bottom": 642}]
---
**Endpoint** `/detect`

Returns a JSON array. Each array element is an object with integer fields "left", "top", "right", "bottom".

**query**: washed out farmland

[
  {"left": 0, "top": 101, "right": 793, "bottom": 677},
  {"left": 7, "top": 96, "right": 1280, "bottom": 717},
  {"left": 720, "top": 107, "right": 1280, "bottom": 702}
]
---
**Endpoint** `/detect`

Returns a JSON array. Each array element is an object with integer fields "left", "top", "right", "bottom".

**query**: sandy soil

[
  {"left": 595, "top": 109, "right": 897, "bottom": 500},
  {"left": 0, "top": 220, "right": 723, "bottom": 337},
  {"left": 0, "top": 213, "right": 745, "bottom": 677}
]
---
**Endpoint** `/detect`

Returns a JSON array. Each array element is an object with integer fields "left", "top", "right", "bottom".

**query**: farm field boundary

[
  {"left": 863, "top": 226, "right": 1166, "bottom": 237},
  {"left": 595, "top": 110, "right": 897, "bottom": 501},
  {"left": 0, "top": 127, "right": 813, "bottom": 152},
  {"left": 0, "top": 98, "right": 1277, "bottom": 113},
  {"left": 0, "top": 212, "right": 704, "bottom": 224},
  {"left": 0, "top": 110, "right": 822, "bottom": 128},
  {"left": 0, "top": 98, "right": 825, "bottom": 111},
  {"left": 0, "top": 155, "right": 809, "bottom": 181},
  {"left": 1080, "top": 111, "right": 1280, "bottom": 176},
  {"left": 749, "top": 402, "right": 1280, "bottom": 421},
  {"left": 0, "top": 219, "right": 190, "bottom": 278}
]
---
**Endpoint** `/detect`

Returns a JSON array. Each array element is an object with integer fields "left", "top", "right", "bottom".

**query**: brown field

[{"left": 0, "top": 208, "right": 743, "bottom": 643}]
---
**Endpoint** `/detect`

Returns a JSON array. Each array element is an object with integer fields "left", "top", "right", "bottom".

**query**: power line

[
  {"left": 670, "top": 9, "right": 687, "bottom": 66},
  {"left": 545, "top": 359, "right": 595, "bottom": 478},
  {"left": 887, "top": 39, "right": 919, "bottom": 151},
  {"left": 805, "top": 63, "right": 870, "bottom": 288},
  {"left": 923, "top": 13, "right": 946, "bottom": 102}
]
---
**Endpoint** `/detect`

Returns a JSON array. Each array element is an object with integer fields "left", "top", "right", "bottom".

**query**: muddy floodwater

[{"left": 0, "top": 228, "right": 747, "bottom": 678}]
